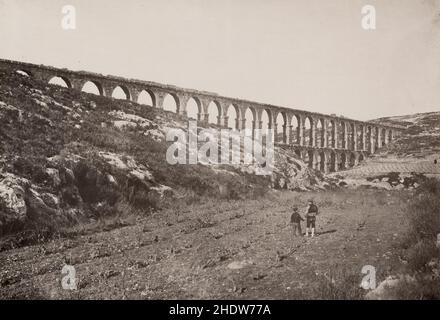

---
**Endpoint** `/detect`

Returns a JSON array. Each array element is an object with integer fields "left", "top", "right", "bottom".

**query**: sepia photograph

[{"left": 0, "top": 0, "right": 440, "bottom": 309}]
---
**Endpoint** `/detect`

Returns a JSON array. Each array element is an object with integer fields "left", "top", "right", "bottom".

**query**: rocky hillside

[
  {"left": 372, "top": 112, "right": 440, "bottom": 159},
  {"left": 0, "top": 70, "right": 323, "bottom": 238},
  {"left": 330, "top": 111, "right": 440, "bottom": 190}
]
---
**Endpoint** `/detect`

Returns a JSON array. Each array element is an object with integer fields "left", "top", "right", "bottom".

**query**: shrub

[
  {"left": 391, "top": 178, "right": 440, "bottom": 299},
  {"left": 405, "top": 180, "right": 440, "bottom": 244},
  {"left": 304, "top": 266, "right": 364, "bottom": 300},
  {"left": 405, "top": 240, "right": 440, "bottom": 273}
]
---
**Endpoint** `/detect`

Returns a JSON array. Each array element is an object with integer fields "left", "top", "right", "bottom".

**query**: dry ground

[{"left": 0, "top": 188, "right": 410, "bottom": 299}]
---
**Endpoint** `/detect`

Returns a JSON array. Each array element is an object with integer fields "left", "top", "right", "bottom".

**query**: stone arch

[
  {"left": 260, "top": 109, "right": 272, "bottom": 132},
  {"left": 328, "top": 119, "right": 336, "bottom": 148},
  {"left": 186, "top": 97, "right": 202, "bottom": 120},
  {"left": 318, "top": 151, "right": 326, "bottom": 172},
  {"left": 388, "top": 130, "right": 393, "bottom": 144},
  {"left": 366, "top": 126, "right": 372, "bottom": 153},
  {"left": 290, "top": 114, "right": 301, "bottom": 145},
  {"left": 303, "top": 149, "right": 315, "bottom": 168},
  {"left": 357, "top": 125, "right": 364, "bottom": 151},
  {"left": 374, "top": 127, "right": 380, "bottom": 149},
  {"left": 303, "top": 115, "right": 314, "bottom": 147},
  {"left": 276, "top": 111, "right": 287, "bottom": 143},
  {"left": 137, "top": 89, "right": 156, "bottom": 107},
  {"left": 338, "top": 121, "right": 347, "bottom": 149},
  {"left": 348, "top": 152, "right": 356, "bottom": 167},
  {"left": 339, "top": 152, "right": 347, "bottom": 170},
  {"left": 111, "top": 85, "right": 131, "bottom": 100},
  {"left": 162, "top": 93, "right": 179, "bottom": 113},
  {"left": 207, "top": 100, "right": 222, "bottom": 125},
  {"left": 48, "top": 76, "right": 72, "bottom": 88},
  {"left": 329, "top": 151, "right": 337, "bottom": 173},
  {"left": 381, "top": 128, "right": 387, "bottom": 146},
  {"left": 348, "top": 123, "right": 355, "bottom": 150},
  {"left": 226, "top": 104, "right": 240, "bottom": 129},
  {"left": 244, "top": 106, "right": 257, "bottom": 131},
  {"left": 358, "top": 153, "right": 365, "bottom": 162},
  {"left": 316, "top": 118, "right": 325, "bottom": 148},
  {"left": 81, "top": 80, "right": 104, "bottom": 96}
]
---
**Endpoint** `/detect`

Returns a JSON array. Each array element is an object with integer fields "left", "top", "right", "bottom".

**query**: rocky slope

[
  {"left": 331, "top": 111, "right": 440, "bottom": 190},
  {"left": 0, "top": 70, "right": 323, "bottom": 238},
  {"left": 372, "top": 112, "right": 440, "bottom": 159}
]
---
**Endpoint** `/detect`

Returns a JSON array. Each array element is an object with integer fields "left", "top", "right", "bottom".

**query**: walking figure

[
  {"left": 290, "top": 206, "right": 304, "bottom": 237},
  {"left": 305, "top": 199, "right": 319, "bottom": 237}
]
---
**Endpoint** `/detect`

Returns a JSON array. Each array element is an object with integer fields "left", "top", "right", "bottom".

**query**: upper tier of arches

[{"left": 3, "top": 59, "right": 400, "bottom": 155}]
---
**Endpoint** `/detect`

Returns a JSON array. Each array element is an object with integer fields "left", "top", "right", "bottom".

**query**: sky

[{"left": 0, "top": 0, "right": 439, "bottom": 121}]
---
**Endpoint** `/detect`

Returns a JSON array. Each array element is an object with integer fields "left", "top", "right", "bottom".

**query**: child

[{"left": 290, "top": 206, "right": 304, "bottom": 237}]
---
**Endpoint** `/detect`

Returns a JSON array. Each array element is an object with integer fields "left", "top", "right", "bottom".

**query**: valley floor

[{"left": 0, "top": 188, "right": 409, "bottom": 299}]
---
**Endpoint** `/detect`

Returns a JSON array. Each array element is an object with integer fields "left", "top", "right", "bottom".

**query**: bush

[
  {"left": 405, "top": 179, "right": 440, "bottom": 244},
  {"left": 304, "top": 265, "right": 364, "bottom": 300},
  {"left": 391, "top": 178, "right": 440, "bottom": 299},
  {"left": 405, "top": 240, "right": 440, "bottom": 273}
]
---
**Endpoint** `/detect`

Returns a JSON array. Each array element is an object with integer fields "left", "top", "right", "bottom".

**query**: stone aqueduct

[{"left": 0, "top": 59, "right": 402, "bottom": 173}]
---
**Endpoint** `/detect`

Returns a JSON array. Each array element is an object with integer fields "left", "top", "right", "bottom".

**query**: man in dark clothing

[
  {"left": 290, "top": 206, "right": 304, "bottom": 237},
  {"left": 305, "top": 199, "right": 319, "bottom": 237}
]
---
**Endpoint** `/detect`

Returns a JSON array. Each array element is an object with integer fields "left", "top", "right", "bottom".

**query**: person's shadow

[{"left": 302, "top": 229, "right": 337, "bottom": 237}]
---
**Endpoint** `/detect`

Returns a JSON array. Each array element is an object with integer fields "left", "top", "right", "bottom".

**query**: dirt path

[
  {"left": 0, "top": 189, "right": 409, "bottom": 299},
  {"left": 339, "top": 160, "right": 440, "bottom": 176}
]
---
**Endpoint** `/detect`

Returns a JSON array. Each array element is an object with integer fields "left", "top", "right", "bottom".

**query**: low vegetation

[
  {"left": 388, "top": 179, "right": 440, "bottom": 299},
  {"left": 0, "top": 70, "right": 272, "bottom": 242}
]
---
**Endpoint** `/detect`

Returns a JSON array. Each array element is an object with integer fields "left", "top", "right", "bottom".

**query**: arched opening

[
  {"left": 328, "top": 120, "right": 335, "bottom": 148},
  {"left": 112, "top": 85, "right": 130, "bottom": 100},
  {"left": 207, "top": 101, "right": 221, "bottom": 125},
  {"left": 186, "top": 97, "right": 201, "bottom": 120},
  {"left": 260, "top": 109, "right": 271, "bottom": 134},
  {"left": 357, "top": 125, "right": 364, "bottom": 151},
  {"left": 81, "top": 81, "right": 103, "bottom": 96},
  {"left": 339, "top": 153, "right": 347, "bottom": 170},
  {"left": 348, "top": 123, "right": 355, "bottom": 150},
  {"left": 163, "top": 93, "right": 179, "bottom": 113},
  {"left": 359, "top": 153, "right": 365, "bottom": 163},
  {"left": 244, "top": 107, "right": 256, "bottom": 131},
  {"left": 307, "top": 150, "right": 315, "bottom": 168},
  {"left": 304, "top": 116, "right": 313, "bottom": 147},
  {"left": 227, "top": 104, "right": 239, "bottom": 129},
  {"left": 303, "top": 150, "right": 310, "bottom": 165},
  {"left": 137, "top": 89, "right": 155, "bottom": 106},
  {"left": 294, "top": 149, "right": 301, "bottom": 159},
  {"left": 48, "top": 76, "right": 71, "bottom": 88},
  {"left": 381, "top": 128, "right": 386, "bottom": 146},
  {"left": 291, "top": 115, "right": 300, "bottom": 145},
  {"left": 319, "top": 151, "right": 326, "bottom": 171},
  {"left": 316, "top": 118, "right": 324, "bottom": 148},
  {"left": 349, "top": 153, "right": 356, "bottom": 167},
  {"left": 226, "top": 104, "right": 237, "bottom": 130},
  {"left": 16, "top": 70, "right": 32, "bottom": 77},
  {"left": 374, "top": 127, "right": 380, "bottom": 149},
  {"left": 276, "top": 112, "right": 287, "bottom": 143},
  {"left": 388, "top": 130, "right": 393, "bottom": 144},
  {"left": 329, "top": 152, "right": 336, "bottom": 172},
  {"left": 338, "top": 121, "right": 346, "bottom": 149},
  {"left": 366, "top": 126, "right": 372, "bottom": 152}
]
